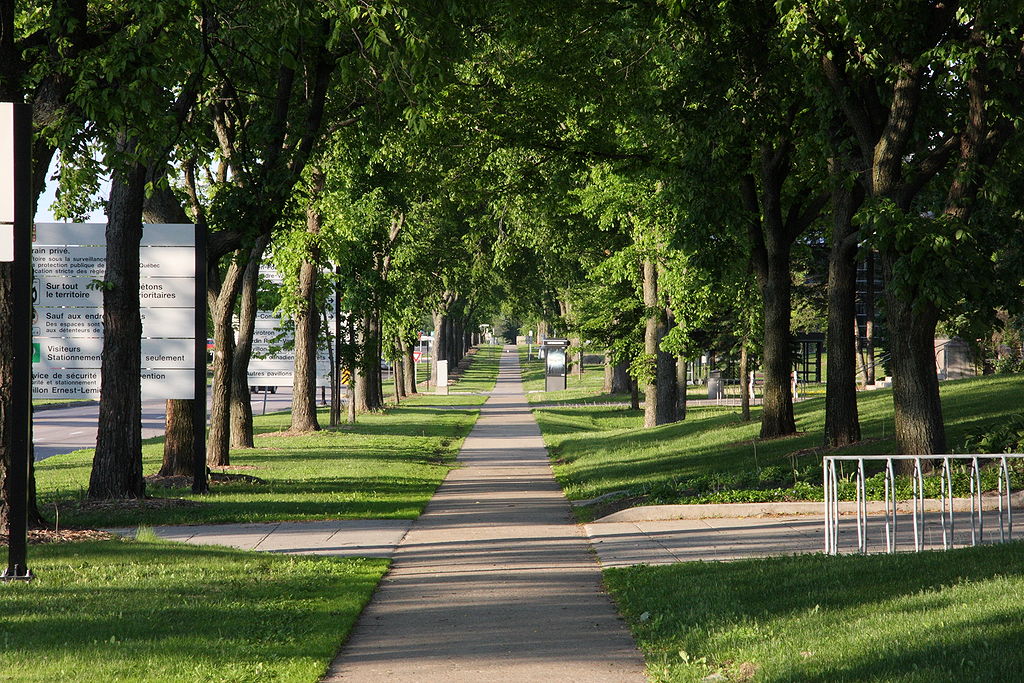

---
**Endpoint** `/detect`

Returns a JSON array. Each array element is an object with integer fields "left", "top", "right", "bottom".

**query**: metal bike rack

[{"left": 823, "top": 455, "right": 1019, "bottom": 555}]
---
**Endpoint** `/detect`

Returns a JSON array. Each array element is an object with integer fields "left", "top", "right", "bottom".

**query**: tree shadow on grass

[
  {"left": 4, "top": 540, "right": 387, "bottom": 679},
  {"left": 608, "top": 541, "right": 1024, "bottom": 681}
]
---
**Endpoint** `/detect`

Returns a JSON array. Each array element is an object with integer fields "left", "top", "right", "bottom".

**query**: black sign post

[
  {"left": 191, "top": 223, "right": 208, "bottom": 494},
  {"left": 3, "top": 102, "right": 34, "bottom": 581}
]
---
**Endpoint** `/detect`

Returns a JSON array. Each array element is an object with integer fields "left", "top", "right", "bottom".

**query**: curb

[
  {"left": 33, "top": 400, "right": 100, "bottom": 412},
  {"left": 591, "top": 493, "right": 1024, "bottom": 524}
]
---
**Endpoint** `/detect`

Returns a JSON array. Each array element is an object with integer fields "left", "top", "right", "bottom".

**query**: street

[{"left": 33, "top": 387, "right": 299, "bottom": 461}]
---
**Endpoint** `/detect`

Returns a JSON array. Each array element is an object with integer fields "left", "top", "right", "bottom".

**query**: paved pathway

[
  {"left": 322, "top": 349, "right": 646, "bottom": 682},
  {"left": 109, "top": 520, "right": 412, "bottom": 558}
]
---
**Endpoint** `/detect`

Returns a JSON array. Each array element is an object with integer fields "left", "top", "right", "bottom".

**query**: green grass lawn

[
  {"left": 605, "top": 541, "right": 1024, "bottom": 682},
  {"left": 517, "top": 347, "right": 631, "bottom": 404},
  {"left": 2, "top": 538, "right": 388, "bottom": 681},
  {"left": 445, "top": 344, "right": 502, "bottom": 392},
  {"left": 35, "top": 345, "right": 499, "bottom": 529},
  {"left": 532, "top": 373, "right": 1024, "bottom": 513}
]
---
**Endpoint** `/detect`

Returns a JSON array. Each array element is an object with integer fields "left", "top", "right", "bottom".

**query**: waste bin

[{"left": 707, "top": 371, "right": 724, "bottom": 399}]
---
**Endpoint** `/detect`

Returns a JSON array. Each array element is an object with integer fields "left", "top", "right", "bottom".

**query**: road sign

[
  {"left": 413, "top": 351, "right": 423, "bottom": 363},
  {"left": 0, "top": 103, "right": 13, "bottom": 226}
]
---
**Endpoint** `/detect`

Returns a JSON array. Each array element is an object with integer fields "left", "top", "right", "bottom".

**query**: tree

[{"left": 785, "top": 1, "right": 1024, "bottom": 454}]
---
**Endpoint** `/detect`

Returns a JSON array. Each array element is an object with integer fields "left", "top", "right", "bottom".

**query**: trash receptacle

[{"left": 707, "top": 371, "right": 724, "bottom": 399}]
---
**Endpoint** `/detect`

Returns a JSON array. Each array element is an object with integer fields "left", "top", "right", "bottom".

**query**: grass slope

[
  {"left": 532, "top": 374, "right": 1024, "bottom": 509},
  {"left": 2, "top": 538, "right": 387, "bottom": 681},
  {"left": 35, "top": 345, "right": 500, "bottom": 529},
  {"left": 606, "top": 541, "right": 1024, "bottom": 682}
]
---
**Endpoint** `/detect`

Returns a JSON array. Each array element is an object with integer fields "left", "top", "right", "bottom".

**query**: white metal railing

[{"left": 823, "top": 455, "right": 1020, "bottom": 555}]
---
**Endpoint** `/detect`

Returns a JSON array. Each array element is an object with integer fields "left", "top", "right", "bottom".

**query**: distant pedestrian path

[{"left": 323, "top": 347, "right": 646, "bottom": 682}]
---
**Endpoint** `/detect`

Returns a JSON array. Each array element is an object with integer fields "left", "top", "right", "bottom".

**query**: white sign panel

[
  {"left": 0, "top": 103, "right": 13, "bottom": 224},
  {"left": 32, "top": 368, "right": 100, "bottom": 398},
  {"left": 31, "top": 368, "right": 195, "bottom": 400},
  {"left": 141, "top": 368, "right": 195, "bottom": 399},
  {"left": 34, "top": 276, "right": 195, "bottom": 307},
  {"left": 32, "top": 245, "right": 106, "bottom": 277},
  {"left": 141, "top": 308, "right": 196, "bottom": 338},
  {"left": 34, "top": 223, "right": 196, "bottom": 247},
  {"left": 435, "top": 360, "right": 449, "bottom": 396},
  {"left": 34, "top": 307, "right": 105, "bottom": 338},
  {"left": 34, "top": 306, "right": 195, "bottom": 339},
  {"left": 0, "top": 224, "right": 12, "bottom": 262},
  {"left": 33, "top": 338, "right": 193, "bottom": 370},
  {"left": 33, "top": 223, "right": 105, "bottom": 246},
  {"left": 34, "top": 277, "right": 104, "bottom": 306},
  {"left": 138, "top": 278, "right": 196, "bottom": 307},
  {"left": 141, "top": 338, "right": 195, "bottom": 368},
  {"left": 248, "top": 366, "right": 331, "bottom": 388},
  {"left": 34, "top": 338, "right": 103, "bottom": 369},
  {"left": 31, "top": 245, "right": 194, "bottom": 278}
]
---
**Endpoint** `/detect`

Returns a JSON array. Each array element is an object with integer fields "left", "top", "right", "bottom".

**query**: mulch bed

[
  {"left": 1, "top": 528, "right": 116, "bottom": 545},
  {"left": 145, "top": 471, "right": 266, "bottom": 488}
]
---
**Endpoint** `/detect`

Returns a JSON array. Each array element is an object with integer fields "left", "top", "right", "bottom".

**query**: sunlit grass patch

[
  {"left": 605, "top": 541, "right": 1024, "bottom": 681},
  {"left": 533, "top": 374, "right": 1024, "bottom": 512},
  {"left": 2, "top": 538, "right": 387, "bottom": 682}
]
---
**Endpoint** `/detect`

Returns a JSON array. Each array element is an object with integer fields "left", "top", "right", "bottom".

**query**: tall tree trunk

[
  {"left": 90, "top": 146, "right": 146, "bottom": 499},
  {"left": 656, "top": 308, "right": 678, "bottom": 424},
  {"left": 404, "top": 343, "right": 417, "bottom": 394},
  {"left": 643, "top": 260, "right": 678, "bottom": 427},
  {"left": 744, "top": 161, "right": 804, "bottom": 440},
  {"left": 757, "top": 243, "right": 796, "bottom": 439},
  {"left": 393, "top": 338, "right": 407, "bottom": 399},
  {"left": 675, "top": 354, "right": 687, "bottom": 420},
  {"left": 863, "top": 250, "right": 876, "bottom": 385},
  {"left": 740, "top": 342, "right": 751, "bottom": 422},
  {"left": 611, "top": 362, "right": 631, "bottom": 394},
  {"left": 144, "top": 183, "right": 201, "bottom": 477},
  {"left": 229, "top": 236, "right": 268, "bottom": 447},
  {"left": 290, "top": 172, "right": 324, "bottom": 433},
  {"left": 374, "top": 315, "right": 384, "bottom": 407},
  {"left": 643, "top": 259, "right": 660, "bottom": 428},
  {"left": 629, "top": 377, "right": 640, "bottom": 411},
  {"left": 207, "top": 255, "right": 245, "bottom": 467},
  {"left": 355, "top": 314, "right": 372, "bottom": 412},
  {"left": 158, "top": 399, "right": 194, "bottom": 477},
  {"left": 346, "top": 314, "right": 357, "bottom": 424},
  {"left": 329, "top": 274, "right": 342, "bottom": 428},
  {"left": 432, "top": 311, "right": 447, "bottom": 389},
  {"left": 883, "top": 257, "right": 946, "bottom": 455},
  {"left": 355, "top": 311, "right": 383, "bottom": 412},
  {"left": 824, "top": 174, "right": 863, "bottom": 447}
]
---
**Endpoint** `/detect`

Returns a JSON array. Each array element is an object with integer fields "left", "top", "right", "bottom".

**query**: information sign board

[
  {"left": 31, "top": 222, "right": 198, "bottom": 399},
  {"left": 0, "top": 103, "right": 13, "bottom": 225},
  {"left": 33, "top": 223, "right": 195, "bottom": 247}
]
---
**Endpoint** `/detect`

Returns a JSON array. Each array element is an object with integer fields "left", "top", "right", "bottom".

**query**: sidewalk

[{"left": 321, "top": 348, "right": 646, "bottom": 682}]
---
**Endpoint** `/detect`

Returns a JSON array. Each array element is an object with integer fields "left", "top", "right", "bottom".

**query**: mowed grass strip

[
  {"left": 518, "top": 347, "right": 626, "bottom": 404},
  {"left": 446, "top": 344, "right": 501, "bottom": 393},
  {"left": 2, "top": 538, "right": 388, "bottom": 682},
  {"left": 35, "top": 345, "right": 500, "bottom": 529},
  {"left": 533, "top": 373, "right": 1024, "bottom": 505},
  {"left": 605, "top": 541, "right": 1024, "bottom": 682}
]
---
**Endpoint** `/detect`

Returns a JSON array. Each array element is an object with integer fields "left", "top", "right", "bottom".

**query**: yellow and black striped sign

[{"left": 341, "top": 369, "right": 352, "bottom": 385}]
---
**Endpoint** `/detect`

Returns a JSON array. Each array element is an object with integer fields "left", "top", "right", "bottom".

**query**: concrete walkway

[
  {"left": 322, "top": 349, "right": 647, "bottom": 682},
  {"left": 108, "top": 519, "right": 412, "bottom": 557}
]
